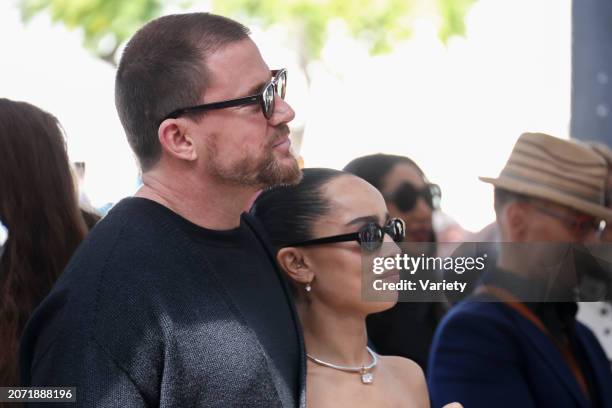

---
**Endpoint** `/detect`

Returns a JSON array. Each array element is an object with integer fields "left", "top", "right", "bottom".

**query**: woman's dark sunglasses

[
  {"left": 160, "top": 69, "right": 287, "bottom": 124},
  {"left": 385, "top": 182, "right": 441, "bottom": 212},
  {"left": 283, "top": 218, "right": 405, "bottom": 252}
]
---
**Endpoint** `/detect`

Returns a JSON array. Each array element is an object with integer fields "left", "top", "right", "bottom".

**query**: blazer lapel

[{"left": 508, "top": 306, "right": 591, "bottom": 407}]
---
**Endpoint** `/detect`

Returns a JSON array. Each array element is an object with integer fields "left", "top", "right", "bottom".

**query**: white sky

[{"left": 0, "top": 0, "right": 571, "bottom": 232}]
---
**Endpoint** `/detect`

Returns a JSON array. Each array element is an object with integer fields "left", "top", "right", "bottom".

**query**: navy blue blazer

[{"left": 428, "top": 299, "right": 612, "bottom": 408}]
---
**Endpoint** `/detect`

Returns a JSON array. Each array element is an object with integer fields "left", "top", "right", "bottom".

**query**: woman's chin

[{"left": 365, "top": 296, "right": 399, "bottom": 314}]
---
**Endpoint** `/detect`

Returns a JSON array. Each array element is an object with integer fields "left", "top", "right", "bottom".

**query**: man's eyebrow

[{"left": 246, "top": 79, "right": 268, "bottom": 96}]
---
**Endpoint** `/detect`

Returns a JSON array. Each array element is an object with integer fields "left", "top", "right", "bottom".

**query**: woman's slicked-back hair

[
  {"left": 115, "top": 13, "right": 250, "bottom": 171},
  {"left": 0, "top": 98, "right": 87, "bottom": 385},
  {"left": 343, "top": 153, "right": 425, "bottom": 191},
  {"left": 251, "top": 168, "right": 346, "bottom": 249}
]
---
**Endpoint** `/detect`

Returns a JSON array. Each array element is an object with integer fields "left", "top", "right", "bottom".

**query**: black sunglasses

[
  {"left": 160, "top": 68, "right": 287, "bottom": 124},
  {"left": 385, "top": 182, "right": 441, "bottom": 212},
  {"left": 283, "top": 218, "right": 405, "bottom": 252}
]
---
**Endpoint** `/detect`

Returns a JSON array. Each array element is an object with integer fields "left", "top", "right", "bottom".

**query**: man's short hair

[{"left": 115, "top": 13, "right": 250, "bottom": 171}]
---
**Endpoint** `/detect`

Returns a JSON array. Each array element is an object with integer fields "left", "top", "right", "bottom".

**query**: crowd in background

[{"left": 1, "top": 11, "right": 612, "bottom": 408}]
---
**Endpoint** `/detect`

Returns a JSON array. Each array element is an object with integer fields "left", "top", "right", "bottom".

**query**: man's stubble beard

[{"left": 206, "top": 127, "right": 302, "bottom": 189}]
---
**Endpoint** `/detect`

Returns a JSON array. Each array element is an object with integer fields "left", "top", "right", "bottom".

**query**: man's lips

[
  {"left": 272, "top": 135, "right": 291, "bottom": 149},
  {"left": 271, "top": 125, "right": 291, "bottom": 147}
]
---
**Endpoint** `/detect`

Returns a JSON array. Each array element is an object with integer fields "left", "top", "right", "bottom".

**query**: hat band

[{"left": 502, "top": 168, "right": 605, "bottom": 205}]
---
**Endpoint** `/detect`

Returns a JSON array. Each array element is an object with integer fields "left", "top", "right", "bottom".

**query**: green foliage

[
  {"left": 437, "top": 0, "right": 475, "bottom": 42},
  {"left": 214, "top": 0, "right": 477, "bottom": 57},
  {"left": 17, "top": 0, "right": 477, "bottom": 63},
  {"left": 214, "top": 0, "right": 416, "bottom": 58},
  {"left": 19, "top": 0, "right": 164, "bottom": 61}
]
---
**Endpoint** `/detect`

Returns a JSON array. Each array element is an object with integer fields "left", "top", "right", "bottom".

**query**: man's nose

[
  {"left": 268, "top": 96, "right": 295, "bottom": 125},
  {"left": 413, "top": 197, "right": 433, "bottom": 219}
]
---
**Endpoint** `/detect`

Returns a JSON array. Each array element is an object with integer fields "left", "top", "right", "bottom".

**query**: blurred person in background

[
  {"left": 0, "top": 98, "right": 87, "bottom": 386},
  {"left": 577, "top": 142, "right": 612, "bottom": 365},
  {"left": 345, "top": 154, "right": 439, "bottom": 244},
  {"left": 252, "top": 168, "right": 462, "bottom": 408},
  {"left": 344, "top": 154, "right": 448, "bottom": 372},
  {"left": 72, "top": 161, "right": 102, "bottom": 229},
  {"left": 428, "top": 133, "right": 612, "bottom": 408},
  {"left": 589, "top": 142, "right": 612, "bottom": 241}
]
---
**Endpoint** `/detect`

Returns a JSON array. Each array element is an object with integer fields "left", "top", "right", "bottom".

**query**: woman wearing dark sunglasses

[
  {"left": 252, "top": 168, "right": 461, "bottom": 408},
  {"left": 344, "top": 154, "right": 440, "bottom": 244},
  {"left": 251, "top": 169, "right": 459, "bottom": 408},
  {"left": 343, "top": 154, "right": 448, "bottom": 373}
]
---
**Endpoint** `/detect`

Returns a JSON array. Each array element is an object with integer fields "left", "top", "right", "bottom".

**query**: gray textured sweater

[{"left": 20, "top": 197, "right": 306, "bottom": 407}]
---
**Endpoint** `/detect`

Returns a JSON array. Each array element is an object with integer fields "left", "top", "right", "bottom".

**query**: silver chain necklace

[{"left": 306, "top": 347, "right": 378, "bottom": 384}]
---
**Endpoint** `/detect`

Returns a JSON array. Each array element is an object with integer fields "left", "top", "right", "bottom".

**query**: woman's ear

[{"left": 277, "top": 247, "right": 314, "bottom": 285}]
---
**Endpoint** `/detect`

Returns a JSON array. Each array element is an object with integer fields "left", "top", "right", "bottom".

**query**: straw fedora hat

[
  {"left": 480, "top": 132, "right": 612, "bottom": 221},
  {"left": 587, "top": 141, "right": 612, "bottom": 166}
]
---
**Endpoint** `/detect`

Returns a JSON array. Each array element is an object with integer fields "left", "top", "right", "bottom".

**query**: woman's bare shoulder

[
  {"left": 380, "top": 355, "right": 425, "bottom": 381},
  {"left": 380, "top": 355, "right": 429, "bottom": 406},
  {"left": 379, "top": 357, "right": 464, "bottom": 408}
]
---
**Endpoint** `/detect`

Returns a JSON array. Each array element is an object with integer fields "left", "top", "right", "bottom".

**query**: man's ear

[
  {"left": 158, "top": 119, "right": 198, "bottom": 162},
  {"left": 276, "top": 247, "right": 314, "bottom": 285},
  {"left": 504, "top": 201, "right": 528, "bottom": 241}
]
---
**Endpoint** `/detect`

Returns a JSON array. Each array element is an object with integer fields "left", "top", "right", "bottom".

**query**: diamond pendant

[{"left": 361, "top": 368, "right": 374, "bottom": 384}]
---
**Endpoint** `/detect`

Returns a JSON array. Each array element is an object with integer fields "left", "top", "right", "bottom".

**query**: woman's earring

[{"left": 305, "top": 282, "right": 312, "bottom": 292}]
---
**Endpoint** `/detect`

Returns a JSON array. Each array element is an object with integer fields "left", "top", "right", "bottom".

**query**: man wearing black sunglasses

[{"left": 21, "top": 13, "right": 305, "bottom": 408}]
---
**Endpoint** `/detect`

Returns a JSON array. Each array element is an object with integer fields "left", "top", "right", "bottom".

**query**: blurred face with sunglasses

[
  {"left": 381, "top": 162, "right": 439, "bottom": 243},
  {"left": 496, "top": 197, "right": 606, "bottom": 291},
  {"left": 158, "top": 38, "right": 300, "bottom": 189},
  {"left": 503, "top": 198, "right": 603, "bottom": 244},
  {"left": 277, "top": 174, "right": 402, "bottom": 315}
]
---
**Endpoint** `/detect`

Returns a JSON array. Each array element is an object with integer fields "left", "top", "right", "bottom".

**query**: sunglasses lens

[
  {"left": 429, "top": 184, "right": 441, "bottom": 209},
  {"left": 393, "top": 183, "right": 418, "bottom": 212},
  {"left": 392, "top": 183, "right": 441, "bottom": 211},
  {"left": 359, "top": 223, "right": 384, "bottom": 251},
  {"left": 580, "top": 218, "right": 599, "bottom": 233},
  {"left": 263, "top": 83, "right": 274, "bottom": 119},
  {"left": 276, "top": 70, "right": 287, "bottom": 99},
  {"left": 387, "top": 218, "right": 406, "bottom": 242}
]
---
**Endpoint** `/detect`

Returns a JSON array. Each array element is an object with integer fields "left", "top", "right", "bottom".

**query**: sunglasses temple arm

[
  {"left": 163, "top": 95, "right": 262, "bottom": 122},
  {"left": 283, "top": 233, "right": 361, "bottom": 248}
]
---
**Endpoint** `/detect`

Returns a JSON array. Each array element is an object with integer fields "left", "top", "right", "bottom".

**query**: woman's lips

[
  {"left": 379, "top": 269, "right": 400, "bottom": 281},
  {"left": 407, "top": 228, "right": 431, "bottom": 242}
]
